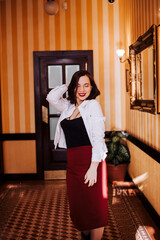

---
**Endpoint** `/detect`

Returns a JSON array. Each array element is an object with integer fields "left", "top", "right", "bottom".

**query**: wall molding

[
  {"left": 1, "top": 131, "right": 159, "bottom": 183},
  {"left": 1, "top": 133, "right": 36, "bottom": 141},
  {"left": 2, "top": 132, "right": 159, "bottom": 163},
  {"left": 136, "top": 185, "right": 160, "bottom": 229},
  {"left": 126, "top": 134, "right": 160, "bottom": 164},
  {"left": 3, "top": 173, "right": 42, "bottom": 181}
]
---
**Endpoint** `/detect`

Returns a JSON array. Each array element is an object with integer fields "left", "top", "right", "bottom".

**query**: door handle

[{"left": 42, "top": 106, "right": 48, "bottom": 124}]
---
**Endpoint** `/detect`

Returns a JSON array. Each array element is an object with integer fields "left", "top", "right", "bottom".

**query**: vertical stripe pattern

[
  {"left": 125, "top": 0, "right": 160, "bottom": 152},
  {"left": 0, "top": 0, "right": 159, "bottom": 152},
  {"left": 6, "top": 0, "right": 15, "bottom": 132},
  {"left": 0, "top": 0, "right": 123, "bottom": 133}
]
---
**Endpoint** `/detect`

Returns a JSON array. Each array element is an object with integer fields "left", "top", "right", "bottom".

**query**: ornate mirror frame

[
  {"left": 157, "top": 25, "right": 160, "bottom": 114},
  {"left": 129, "top": 24, "right": 157, "bottom": 114}
]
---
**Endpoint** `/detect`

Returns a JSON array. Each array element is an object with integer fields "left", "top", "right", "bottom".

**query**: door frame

[
  {"left": 0, "top": 83, "right": 4, "bottom": 184},
  {"left": 33, "top": 50, "right": 93, "bottom": 179}
]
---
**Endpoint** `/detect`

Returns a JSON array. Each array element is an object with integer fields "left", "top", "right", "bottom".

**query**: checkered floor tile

[{"left": 0, "top": 180, "right": 160, "bottom": 240}]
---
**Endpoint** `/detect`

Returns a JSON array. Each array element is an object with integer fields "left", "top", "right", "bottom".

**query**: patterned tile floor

[{"left": 0, "top": 180, "right": 160, "bottom": 240}]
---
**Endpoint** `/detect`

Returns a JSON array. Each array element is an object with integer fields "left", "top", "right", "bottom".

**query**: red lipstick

[{"left": 79, "top": 93, "right": 86, "bottom": 97}]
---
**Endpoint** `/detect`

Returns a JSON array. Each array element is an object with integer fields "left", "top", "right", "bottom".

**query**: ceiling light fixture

[{"left": 44, "top": 0, "right": 59, "bottom": 15}]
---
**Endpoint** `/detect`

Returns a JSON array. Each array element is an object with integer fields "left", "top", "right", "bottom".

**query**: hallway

[{"left": 0, "top": 180, "right": 159, "bottom": 240}]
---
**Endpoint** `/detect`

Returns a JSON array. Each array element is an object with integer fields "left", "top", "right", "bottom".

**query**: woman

[{"left": 46, "top": 70, "right": 108, "bottom": 240}]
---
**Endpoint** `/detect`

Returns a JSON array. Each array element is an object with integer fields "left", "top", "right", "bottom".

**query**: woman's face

[{"left": 75, "top": 75, "right": 92, "bottom": 105}]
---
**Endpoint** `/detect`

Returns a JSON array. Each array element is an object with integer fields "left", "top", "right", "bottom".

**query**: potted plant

[{"left": 105, "top": 131, "right": 130, "bottom": 182}]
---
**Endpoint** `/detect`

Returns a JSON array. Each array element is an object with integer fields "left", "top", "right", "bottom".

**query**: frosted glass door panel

[
  {"left": 65, "top": 65, "right": 80, "bottom": 83},
  {"left": 48, "top": 66, "right": 62, "bottom": 88},
  {"left": 50, "top": 118, "right": 59, "bottom": 140},
  {"left": 49, "top": 104, "right": 61, "bottom": 115}
]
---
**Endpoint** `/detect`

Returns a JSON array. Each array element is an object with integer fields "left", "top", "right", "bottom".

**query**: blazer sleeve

[
  {"left": 46, "top": 84, "right": 69, "bottom": 112},
  {"left": 89, "top": 100, "right": 108, "bottom": 162}
]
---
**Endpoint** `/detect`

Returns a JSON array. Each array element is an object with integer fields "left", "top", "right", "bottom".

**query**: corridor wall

[
  {"left": 122, "top": 0, "right": 160, "bottom": 215},
  {"left": 1, "top": 0, "right": 160, "bottom": 217},
  {"left": 0, "top": 0, "right": 126, "bottom": 173}
]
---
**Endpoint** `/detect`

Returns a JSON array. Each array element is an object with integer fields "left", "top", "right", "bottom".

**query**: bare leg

[{"left": 90, "top": 227, "right": 104, "bottom": 240}]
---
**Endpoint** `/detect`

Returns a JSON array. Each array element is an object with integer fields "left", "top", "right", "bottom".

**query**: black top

[{"left": 60, "top": 117, "right": 91, "bottom": 148}]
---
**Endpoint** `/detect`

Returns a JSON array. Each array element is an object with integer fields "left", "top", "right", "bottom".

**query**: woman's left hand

[{"left": 84, "top": 162, "right": 99, "bottom": 187}]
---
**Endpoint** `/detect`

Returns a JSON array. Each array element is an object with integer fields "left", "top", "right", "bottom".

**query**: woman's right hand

[{"left": 84, "top": 162, "right": 99, "bottom": 187}]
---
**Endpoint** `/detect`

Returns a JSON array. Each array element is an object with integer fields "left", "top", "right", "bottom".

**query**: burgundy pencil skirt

[{"left": 66, "top": 145, "right": 108, "bottom": 231}]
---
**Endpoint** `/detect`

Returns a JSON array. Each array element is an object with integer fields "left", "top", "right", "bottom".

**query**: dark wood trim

[
  {"left": 0, "top": 80, "right": 4, "bottom": 184},
  {"left": 0, "top": 133, "right": 41, "bottom": 182},
  {"left": 3, "top": 173, "right": 42, "bottom": 181},
  {"left": 1, "top": 133, "right": 36, "bottom": 141},
  {"left": 130, "top": 99, "right": 155, "bottom": 114},
  {"left": 127, "top": 134, "right": 160, "bottom": 164},
  {"left": 129, "top": 24, "right": 154, "bottom": 54},
  {"left": 33, "top": 50, "right": 93, "bottom": 176},
  {"left": 105, "top": 131, "right": 112, "bottom": 138},
  {"left": 129, "top": 24, "right": 157, "bottom": 114},
  {"left": 136, "top": 185, "right": 160, "bottom": 229},
  {"left": 34, "top": 52, "right": 44, "bottom": 179},
  {"left": 33, "top": 50, "right": 93, "bottom": 74}
]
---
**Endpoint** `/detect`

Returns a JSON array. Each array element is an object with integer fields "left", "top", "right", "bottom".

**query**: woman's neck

[{"left": 76, "top": 100, "right": 83, "bottom": 107}]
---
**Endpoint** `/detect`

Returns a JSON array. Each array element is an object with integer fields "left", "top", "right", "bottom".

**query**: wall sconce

[
  {"left": 44, "top": 0, "right": 59, "bottom": 15},
  {"left": 116, "top": 49, "right": 130, "bottom": 65}
]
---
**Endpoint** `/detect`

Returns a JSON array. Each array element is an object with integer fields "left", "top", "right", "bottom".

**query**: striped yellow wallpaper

[
  {"left": 1, "top": 0, "right": 160, "bottom": 152},
  {"left": 0, "top": 0, "right": 160, "bottom": 181},
  {"left": 0, "top": 0, "right": 125, "bottom": 134},
  {"left": 124, "top": 0, "right": 160, "bottom": 152}
]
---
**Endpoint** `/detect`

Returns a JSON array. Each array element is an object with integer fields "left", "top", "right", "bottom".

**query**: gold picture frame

[
  {"left": 157, "top": 25, "right": 160, "bottom": 114},
  {"left": 129, "top": 24, "right": 157, "bottom": 114},
  {"left": 126, "top": 69, "right": 130, "bottom": 92}
]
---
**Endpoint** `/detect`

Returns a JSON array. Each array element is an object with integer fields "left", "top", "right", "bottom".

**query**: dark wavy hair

[{"left": 67, "top": 70, "right": 100, "bottom": 104}]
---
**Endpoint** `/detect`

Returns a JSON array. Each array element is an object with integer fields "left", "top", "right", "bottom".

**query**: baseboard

[
  {"left": 122, "top": 171, "right": 160, "bottom": 229},
  {"left": 44, "top": 170, "right": 66, "bottom": 180},
  {"left": 135, "top": 185, "right": 160, "bottom": 230}
]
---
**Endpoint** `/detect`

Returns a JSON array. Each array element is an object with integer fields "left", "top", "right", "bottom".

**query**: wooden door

[{"left": 34, "top": 51, "right": 93, "bottom": 178}]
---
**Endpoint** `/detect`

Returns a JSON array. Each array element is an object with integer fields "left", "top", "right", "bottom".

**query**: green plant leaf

[
  {"left": 105, "top": 131, "right": 130, "bottom": 166},
  {"left": 110, "top": 131, "right": 116, "bottom": 138},
  {"left": 107, "top": 153, "right": 115, "bottom": 161},
  {"left": 118, "top": 144, "right": 130, "bottom": 162},
  {"left": 116, "top": 155, "right": 124, "bottom": 163},
  {"left": 117, "top": 132, "right": 126, "bottom": 138},
  {"left": 110, "top": 142, "right": 119, "bottom": 154},
  {"left": 112, "top": 136, "right": 120, "bottom": 143}
]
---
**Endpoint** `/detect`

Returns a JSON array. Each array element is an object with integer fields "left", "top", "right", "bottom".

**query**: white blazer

[{"left": 46, "top": 84, "right": 108, "bottom": 162}]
